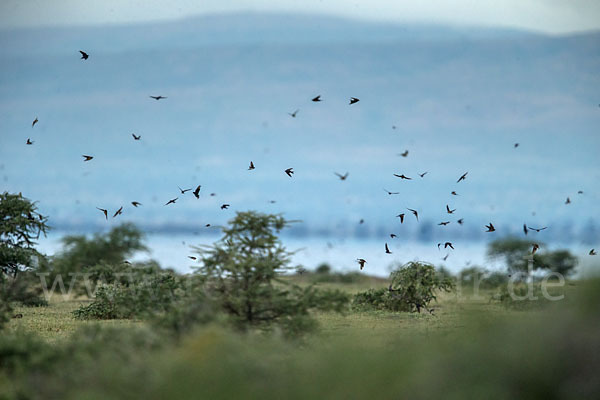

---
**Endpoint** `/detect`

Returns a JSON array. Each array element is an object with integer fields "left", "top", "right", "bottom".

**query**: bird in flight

[
  {"left": 82, "top": 155, "right": 93, "bottom": 161},
  {"left": 438, "top": 221, "right": 450, "bottom": 226},
  {"left": 514, "top": 143, "right": 519, "bottom": 148},
  {"left": 193, "top": 185, "right": 201, "bottom": 199},
  {"left": 442, "top": 254, "right": 449, "bottom": 261},
  {"left": 396, "top": 213, "right": 405, "bottom": 223},
  {"left": 26, "top": 139, "right": 34, "bottom": 145},
  {"left": 528, "top": 226, "right": 547, "bottom": 232},
  {"left": 393, "top": 174, "right": 412, "bottom": 180},
  {"left": 578, "top": 190, "right": 583, "bottom": 194},
  {"left": 398, "top": 150, "right": 409, "bottom": 157},
  {"left": 32, "top": 117, "right": 38, "bottom": 128},
  {"left": 113, "top": 206, "right": 123, "bottom": 218},
  {"left": 349, "top": 97, "right": 360, "bottom": 105},
  {"left": 221, "top": 204, "right": 230, "bottom": 210},
  {"left": 532, "top": 243, "right": 540, "bottom": 254},
  {"left": 383, "top": 188, "right": 399, "bottom": 195},
  {"left": 390, "top": 234, "right": 397, "bottom": 238},
  {"left": 446, "top": 205, "right": 456, "bottom": 214},
  {"left": 79, "top": 50, "right": 89, "bottom": 60},
  {"left": 96, "top": 207, "right": 108, "bottom": 220},
  {"left": 419, "top": 172, "right": 428, "bottom": 178},
  {"left": 485, "top": 223, "right": 496, "bottom": 232},
  {"left": 356, "top": 258, "right": 367, "bottom": 270},
  {"left": 131, "top": 201, "right": 142, "bottom": 207},
  {"left": 178, "top": 186, "right": 192, "bottom": 194},
  {"left": 165, "top": 198, "right": 178, "bottom": 206},
  {"left": 590, "top": 249, "right": 597, "bottom": 256},
  {"left": 312, "top": 95, "right": 321, "bottom": 102},
  {"left": 444, "top": 242, "right": 454, "bottom": 249},
  {"left": 188, "top": 256, "right": 197, "bottom": 260},
  {"left": 523, "top": 224, "right": 528, "bottom": 235},
  {"left": 565, "top": 197, "right": 571, "bottom": 204},
  {"left": 451, "top": 191, "right": 458, "bottom": 196},
  {"left": 248, "top": 161, "right": 255, "bottom": 170},
  {"left": 385, "top": 243, "right": 392, "bottom": 254},
  {"left": 285, "top": 168, "right": 294, "bottom": 177},
  {"left": 457, "top": 172, "right": 468, "bottom": 183},
  {"left": 149, "top": 95, "right": 167, "bottom": 100},
  {"left": 407, "top": 208, "right": 419, "bottom": 221},
  {"left": 132, "top": 134, "right": 141, "bottom": 140},
  {"left": 334, "top": 172, "right": 349, "bottom": 180},
  {"left": 288, "top": 109, "right": 299, "bottom": 118}
]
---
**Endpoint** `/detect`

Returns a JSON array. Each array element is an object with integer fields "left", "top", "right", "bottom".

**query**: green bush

[
  {"left": 74, "top": 272, "right": 184, "bottom": 320},
  {"left": 352, "top": 288, "right": 405, "bottom": 311}
]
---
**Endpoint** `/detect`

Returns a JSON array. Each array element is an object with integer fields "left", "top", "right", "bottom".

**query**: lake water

[{"left": 36, "top": 232, "right": 599, "bottom": 278}]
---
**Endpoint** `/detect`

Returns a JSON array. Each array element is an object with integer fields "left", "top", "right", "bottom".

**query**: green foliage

[
  {"left": 487, "top": 237, "right": 578, "bottom": 276},
  {"left": 315, "top": 263, "right": 331, "bottom": 274},
  {"left": 388, "top": 261, "right": 454, "bottom": 313},
  {"left": 193, "top": 211, "right": 349, "bottom": 336},
  {"left": 353, "top": 262, "right": 454, "bottom": 313},
  {"left": 0, "top": 192, "right": 49, "bottom": 279},
  {"left": 73, "top": 272, "right": 185, "bottom": 320},
  {"left": 50, "top": 223, "right": 147, "bottom": 278}
]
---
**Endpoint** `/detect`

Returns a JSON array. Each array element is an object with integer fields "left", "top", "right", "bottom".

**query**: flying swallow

[
  {"left": 288, "top": 109, "right": 299, "bottom": 118},
  {"left": 383, "top": 188, "right": 399, "bottom": 195},
  {"left": 132, "top": 134, "right": 141, "bottom": 140},
  {"left": 349, "top": 97, "right": 360, "bottom": 105},
  {"left": 356, "top": 258, "right": 367, "bottom": 270},
  {"left": 312, "top": 95, "right": 321, "bottom": 102},
  {"left": 393, "top": 174, "right": 412, "bottom": 180},
  {"left": 96, "top": 207, "right": 108, "bottom": 220},
  {"left": 528, "top": 226, "right": 547, "bottom": 232},
  {"left": 407, "top": 208, "right": 419, "bottom": 221},
  {"left": 221, "top": 204, "right": 230, "bottom": 210},
  {"left": 165, "top": 198, "right": 178, "bottom": 206},
  {"left": 438, "top": 221, "right": 450, "bottom": 226},
  {"left": 248, "top": 161, "right": 255, "bottom": 170},
  {"left": 334, "top": 172, "right": 349, "bottom": 180},
  {"left": 193, "top": 185, "right": 201, "bottom": 199},
  {"left": 419, "top": 172, "right": 428, "bottom": 178},
  {"left": 150, "top": 95, "right": 167, "bottom": 100},
  {"left": 396, "top": 213, "right": 405, "bottom": 223},
  {"left": 457, "top": 172, "right": 468, "bottom": 183},
  {"left": 385, "top": 243, "right": 392, "bottom": 254},
  {"left": 79, "top": 50, "right": 89, "bottom": 60},
  {"left": 446, "top": 205, "right": 456, "bottom": 214},
  {"left": 82, "top": 155, "right": 93, "bottom": 161},
  {"left": 26, "top": 138, "right": 34, "bottom": 145},
  {"left": 112, "top": 206, "right": 123, "bottom": 218},
  {"left": 398, "top": 150, "right": 409, "bottom": 157},
  {"left": 485, "top": 223, "right": 495, "bottom": 232},
  {"left": 178, "top": 186, "right": 192, "bottom": 194},
  {"left": 131, "top": 201, "right": 142, "bottom": 207},
  {"left": 285, "top": 168, "right": 294, "bottom": 177},
  {"left": 32, "top": 117, "right": 38, "bottom": 128}
]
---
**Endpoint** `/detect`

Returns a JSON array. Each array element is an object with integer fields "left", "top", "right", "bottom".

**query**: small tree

[
  {"left": 1, "top": 192, "right": 50, "bottom": 321},
  {"left": 0, "top": 192, "right": 49, "bottom": 279},
  {"left": 194, "top": 211, "right": 348, "bottom": 336},
  {"left": 388, "top": 261, "right": 454, "bottom": 313}
]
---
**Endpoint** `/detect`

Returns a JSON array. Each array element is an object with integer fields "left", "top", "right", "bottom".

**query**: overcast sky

[{"left": 1, "top": 0, "right": 600, "bottom": 33}]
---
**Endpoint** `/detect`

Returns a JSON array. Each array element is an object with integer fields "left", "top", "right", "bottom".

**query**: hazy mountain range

[{"left": 1, "top": 13, "right": 599, "bottom": 243}]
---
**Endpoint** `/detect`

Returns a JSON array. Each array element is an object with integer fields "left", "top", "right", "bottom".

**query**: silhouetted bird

[
  {"left": 384, "top": 188, "right": 399, "bottom": 195},
  {"left": 446, "top": 205, "right": 456, "bottom": 214},
  {"left": 528, "top": 226, "right": 547, "bottom": 232},
  {"left": 165, "top": 198, "right": 178, "bottom": 206},
  {"left": 399, "top": 150, "right": 409, "bottom": 157},
  {"left": 590, "top": 249, "right": 597, "bottom": 256},
  {"left": 132, "top": 134, "right": 141, "bottom": 140},
  {"left": 523, "top": 224, "right": 528, "bottom": 235},
  {"left": 285, "top": 168, "right": 294, "bottom": 177},
  {"left": 578, "top": 190, "right": 584, "bottom": 194},
  {"left": 349, "top": 97, "right": 360, "bottom": 105},
  {"left": 359, "top": 219, "right": 364, "bottom": 224},
  {"left": 334, "top": 172, "right": 349, "bottom": 180},
  {"left": 193, "top": 185, "right": 201, "bottom": 199},
  {"left": 205, "top": 224, "right": 211, "bottom": 227},
  {"left": 442, "top": 254, "right": 449, "bottom": 261},
  {"left": 96, "top": 207, "right": 108, "bottom": 220},
  {"left": 457, "top": 172, "right": 468, "bottom": 183},
  {"left": 393, "top": 174, "right": 412, "bottom": 180},
  {"left": 457, "top": 218, "right": 464, "bottom": 225},
  {"left": 26, "top": 139, "right": 34, "bottom": 145},
  {"left": 356, "top": 258, "right": 367, "bottom": 270},
  {"left": 514, "top": 143, "right": 519, "bottom": 148},
  {"left": 485, "top": 223, "right": 496, "bottom": 232},
  {"left": 390, "top": 234, "right": 397, "bottom": 238},
  {"left": 441, "top": 242, "right": 453, "bottom": 250},
  {"left": 407, "top": 208, "right": 419, "bottom": 221},
  {"left": 385, "top": 243, "right": 392, "bottom": 254},
  {"left": 79, "top": 50, "right": 89, "bottom": 60},
  {"left": 532, "top": 243, "right": 540, "bottom": 254},
  {"left": 178, "top": 186, "right": 192, "bottom": 194},
  {"left": 150, "top": 95, "right": 167, "bottom": 100},
  {"left": 221, "top": 204, "right": 230, "bottom": 210},
  {"left": 419, "top": 172, "right": 428, "bottom": 178},
  {"left": 288, "top": 109, "right": 299, "bottom": 118},
  {"left": 82, "top": 155, "right": 93, "bottom": 161},
  {"left": 396, "top": 213, "right": 405, "bottom": 223},
  {"left": 565, "top": 197, "right": 571, "bottom": 204},
  {"left": 113, "top": 206, "right": 123, "bottom": 218},
  {"left": 451, "top": 191, "right": 458, "bottom": 196},
  {"left": 32, "top": 117, "right": 38, "bottom": 128},
  {"left": 438, "top": 221, "right": 450, "bottom": 226},
  {"left": 312, "top": 95, "right": 321, "bottom": 102},
  {"left": 131, "top": 201, "right": 142, "bottom": 207},
  {"left": 248, "top": 161, "right": 255, "bottom": 170}
]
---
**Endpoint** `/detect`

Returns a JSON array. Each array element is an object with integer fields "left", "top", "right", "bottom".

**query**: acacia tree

[
  {"left": 0, "top": 192, "right": 49, "bottom": 279},
  {"left": 194, "top": 211, "right": 348, "bottom": 336},
  {"left": 0, "top": 192, "right": 49, "bottom": 326}
]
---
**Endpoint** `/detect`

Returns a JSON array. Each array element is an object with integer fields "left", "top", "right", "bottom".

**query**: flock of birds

[{"left": 24, "top": 50, "right": 597, "bottom": 272}]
